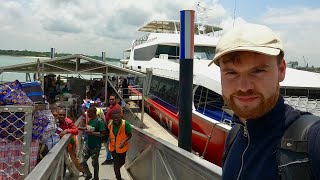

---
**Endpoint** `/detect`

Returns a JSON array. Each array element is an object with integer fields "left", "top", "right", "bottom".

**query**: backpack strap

[
  {"left": 281, "top": 114, "right": 319, "bottom": 152},
  {"left": 222, "top": 124, "right": 241, "bottom": 166},
  {"left": 277, "top": 114, "right": 320, "bottom": 180}
]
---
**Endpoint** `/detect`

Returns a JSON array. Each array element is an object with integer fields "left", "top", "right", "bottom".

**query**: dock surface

[
  {"left": 134, "top": 113, "right": 178, "bottom": 146},
  {"left": 65, "top": 144, "right": 131, "bottom": 180}
]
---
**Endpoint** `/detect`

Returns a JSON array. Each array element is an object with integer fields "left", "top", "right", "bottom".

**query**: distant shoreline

[
  {"left": 0, "top": 49, "right": 120, "bottom": 61},
  {"left": 0, "top": 54, "right": 120, "bottom": 61},
  {"left": 0, "top": 55, "right": 48, "bottom": 59}
]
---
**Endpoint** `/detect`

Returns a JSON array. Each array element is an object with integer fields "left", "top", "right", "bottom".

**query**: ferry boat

[{"left": 124, "top": 20, "right": 320, "bottom": 166}]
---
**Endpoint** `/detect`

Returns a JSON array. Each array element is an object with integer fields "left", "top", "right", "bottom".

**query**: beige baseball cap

[{"left": 208, "top": 23, "right": 284, "bottom": 66}]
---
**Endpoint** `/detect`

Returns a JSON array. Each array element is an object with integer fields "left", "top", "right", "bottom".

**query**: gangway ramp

[
  {"left": 26, "top": 115, "right": 221, "bottom": 180},
  {"left": 124, "top": 110, "right": 178, "bottom": 146},
  {"left": 65, "top": 144, "right": 131, "bottom": 180}
]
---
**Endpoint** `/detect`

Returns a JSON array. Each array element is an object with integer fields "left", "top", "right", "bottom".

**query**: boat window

[
  {"left": 309, "top": 89, "right": 320, "bottom": 99},
  {"left": 155, "top": 45, "right": 179, "bottom": 59},
  {"left": 281, "top": 87, "right": 320, "bottom": 99},
  {"left": 134, "top": 44, "right": 215, "bottom": 61},
  {"left": 149, "top": 75, "right": 179, "bottom": 109},
  {"left": 194, "top": 86, "right": 231, "bottom": 121},
  {"left": 194, "top": 46, "right": 215, "bottom": 60},
  {"left": 134, "top": 45, "right": 158, "bottom": 61},
  {"left": 155, "top": 45, "right": 215, "bottom": 60}
]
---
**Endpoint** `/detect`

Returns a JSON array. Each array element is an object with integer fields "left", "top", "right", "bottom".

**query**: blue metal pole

[
  {"left": 50, "top": 48, "right": 55, "bottom": 59},
  {"left": 178, "top": 10, "right": 195, "bottom": 152},
  {"left": 102, "top": 51, "right": 106, "bottom": 62}
]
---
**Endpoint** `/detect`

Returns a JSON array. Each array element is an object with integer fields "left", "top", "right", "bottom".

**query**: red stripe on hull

[{"left": 144, "top": 98, "right": 228, "bottom": 167}]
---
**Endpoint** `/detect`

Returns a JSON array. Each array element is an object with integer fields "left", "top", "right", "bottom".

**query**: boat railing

[
  {"left": 25, "top": 116, "right": 82, "bottom": 180},
  {"left": 121, "top": 87, "right": 145, "bottom": 126},
  {"left": 127, "top": 125, "right": 222, "bottom": 179},
  {"left": 154, "top": 54, "right": 180, "bottom": 60},
  {"left": 106, "top": 76, "right": 145, "bottom": 128},
  {"left": 193, "top": 87, "right": 233, "bottom": 123},
  {"left": 194, "top": 99, "right": 231, "bottom": 120}
]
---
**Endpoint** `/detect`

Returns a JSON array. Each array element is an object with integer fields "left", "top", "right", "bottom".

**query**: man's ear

[{"left": 279, "top": 59, "right": 286, "bottom": 82}]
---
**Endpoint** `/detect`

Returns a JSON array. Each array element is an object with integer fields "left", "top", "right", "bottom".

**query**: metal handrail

[
  {"left": 25, "top": 116, "right": 82, "bottom": 180},
  {"left": 121, "top": 87, "right": 145, "bottom": 127},
  {"left": 126, "top": 126, "right": 222, "bottom": 180},
  {"left": 26, "top": 114, "right": 222, "bottom": 180}
]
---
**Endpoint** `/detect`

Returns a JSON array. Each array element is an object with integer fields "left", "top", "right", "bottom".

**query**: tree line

[
  {"left": 287, "top": 61, "right": 320, "bottom": 73},
  {"left": 0, "top": 49, "right": 119, "bottom": 61}
]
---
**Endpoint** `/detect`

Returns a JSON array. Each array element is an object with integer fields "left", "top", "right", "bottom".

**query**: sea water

[{"left": 0, "top": 55, "right": 39, "bottom": 82}]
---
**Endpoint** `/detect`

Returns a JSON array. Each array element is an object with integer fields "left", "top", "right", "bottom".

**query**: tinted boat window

[
  {"left": 280, "top": 87, "right": 320, "bottom": 99},
  {"left": 149, "top": 75, "right": 179, "bottom": 108},
  {"left": 133, "top": 44, "right": 215, "bottom": 60},
  {"left": 309, "top": 89, "right": 320, "bottom": 99},
  {"left": 194, "top": 46, "right": 215, "bottom": 60},
  {"left": 194, "top": 86, "right": 224, "bottom": 110},
  {"left": 194, "top": 86, "right": 232, "bottom": 121},
  {"left": 134, "top": 45, "right": 158, "bottom": 61},
  {"left": 155, "top": 45, "right": 179, "bottom": 59}
]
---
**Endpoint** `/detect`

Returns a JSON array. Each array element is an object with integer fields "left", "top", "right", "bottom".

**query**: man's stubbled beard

[{"left": 223, "top": 84, "right": 279, "bottom": 120}]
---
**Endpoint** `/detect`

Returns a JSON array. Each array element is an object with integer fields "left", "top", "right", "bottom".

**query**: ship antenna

[
  {"left": 196, "top": 2, "right": 208, "bottom": 35},
  {"left": 233, "top": 0, "right": 237, "bottom": 28}
]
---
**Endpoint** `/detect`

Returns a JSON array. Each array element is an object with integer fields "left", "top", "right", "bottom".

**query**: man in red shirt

[
  {"left": 105, "top": 94, "right": 123, "bottom": 122},
  {"left": 102, "top": 94, "right": 123, "bottom": 165},
  {"left": 56, "top": 109, "right": 78, "bottom": 135},
  {"left": 55, "top": 108, "right": 84, "bottom": 174}
]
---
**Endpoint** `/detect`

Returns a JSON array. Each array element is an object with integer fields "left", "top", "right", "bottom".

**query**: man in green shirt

[
  {"left": 61, "top": 84, "right": 70, "bottom": 94},
  {"left": 79, "top": 106, "right": 105, "bottom": 180}
]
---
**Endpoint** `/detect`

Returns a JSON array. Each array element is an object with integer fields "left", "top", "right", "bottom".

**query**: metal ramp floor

[{"left": 65, "top": 144, "right": 131, "bottom": 180}]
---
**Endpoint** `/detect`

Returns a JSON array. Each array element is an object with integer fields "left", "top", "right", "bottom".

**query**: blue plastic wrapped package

[
  {"left": 32, "top": 110, "right": 50, "bottom": 140},
  {"left": 0, "top": 80, "right": 21, "bottom": 99},
  {"left": 21, "top": 81, "right": 44, "bottom": 103},
  {"left": 42, "top": 133, "right": 60, "bottom": 150},
  {"left": 40, "top": 110, "right": 57, "bottom": 142},
  {"left": 0, "top": 80, "right": 34, "bottom": 106}
]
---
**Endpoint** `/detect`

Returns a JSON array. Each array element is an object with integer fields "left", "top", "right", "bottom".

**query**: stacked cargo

[{"left": 0, "top": 80, "right": 53, "bottom": 179}]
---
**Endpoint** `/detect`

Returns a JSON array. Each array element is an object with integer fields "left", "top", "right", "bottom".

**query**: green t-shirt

[
  {"left": 86, "top": 117, "right": 106, "bottom": 148},
  {"left": 61, "top": 87, "right": 70, "bottom": 94},
  {"left": 112, "top": 120, "right": 132, "bottom": 136}
]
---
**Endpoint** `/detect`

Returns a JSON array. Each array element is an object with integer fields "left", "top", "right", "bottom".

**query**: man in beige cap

[{"left": 210, "top": 23, "right": 320, "bottom": 180}]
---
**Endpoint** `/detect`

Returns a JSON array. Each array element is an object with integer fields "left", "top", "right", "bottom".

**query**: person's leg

[
  {"left": 111, "top": 151, "right": 122, "bottom": 180},
  {"left": 68, "top": 145, "right": 84, "bottom": 173},
  {"left": 80, "top": 145, "right": 92, "bottom": 179},
  {"left": 118, "top": 152, "right": 126, "bottom": 168},
  {"left": 102, "top": 140, "right": 113, "bottom": 165},
  {"left": 91, "top": 146, "right": 101, "bottom": 180},
  {"left": 106, "top": 147, "right": 112, "bottom": 160}
]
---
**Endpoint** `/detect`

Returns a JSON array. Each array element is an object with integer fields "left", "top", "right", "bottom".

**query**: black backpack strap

[
  {"left": 281, "top": 114, "right": 319, "bottom": 152},
  {"left": 278, "top": 114, "right": 320, "bottom": 180},
  {"left": 222, "top": 124, "right": 241, "bottom": 166}
]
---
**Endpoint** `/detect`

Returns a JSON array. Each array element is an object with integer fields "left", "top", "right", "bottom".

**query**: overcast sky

[{"left": 0, "top": 0, "right": 319, "bottom": 66}]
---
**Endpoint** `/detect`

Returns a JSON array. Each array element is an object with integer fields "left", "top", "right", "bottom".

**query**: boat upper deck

[{"left": 138, "top": 20, "right": 223, "bottom": 35}]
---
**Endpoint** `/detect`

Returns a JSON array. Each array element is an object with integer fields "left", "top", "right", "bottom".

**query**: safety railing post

[
  {"left": 22, "top": 108, "right": 33, "bottom": 178},
  {"left": 141, "top": 87, "right": 144, "bottom": 126}
]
